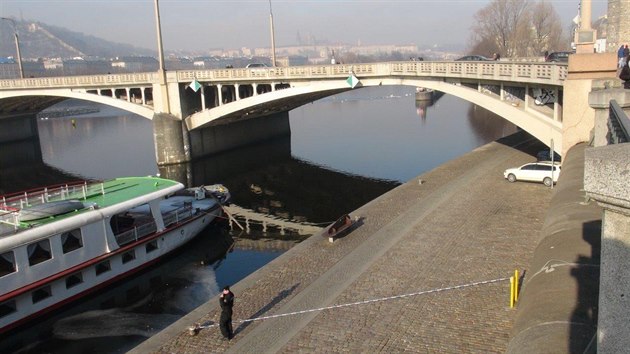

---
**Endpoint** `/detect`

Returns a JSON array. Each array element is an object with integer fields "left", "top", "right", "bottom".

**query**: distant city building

[
  {"left": 277, "top": 55, "right": 309, "bottom": 67},
  {"left": 0, "top": 57, "right": 19, "bottom": 79},
  {"left": 43, "top": 58, "right": 63, "bottom": 70},
  {"left": 111, "top": 56, "right": 158, "bottom": 72}
]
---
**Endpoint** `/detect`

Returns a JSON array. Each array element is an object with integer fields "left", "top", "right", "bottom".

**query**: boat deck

[{"left": 0, "top": 177, "right": 180, "bottom": 236}]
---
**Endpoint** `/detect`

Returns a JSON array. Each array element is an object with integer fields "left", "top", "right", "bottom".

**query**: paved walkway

[{"left": 131, "top": 133, "right": 552, "bottom": 353}]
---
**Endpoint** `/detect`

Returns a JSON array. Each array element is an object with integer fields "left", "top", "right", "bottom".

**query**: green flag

[
  {"left": 346, "top": 73, "right": 359, "bottom": 88},
  {"left": 189, "top": 79, "right": 201, "bottom": 92}
]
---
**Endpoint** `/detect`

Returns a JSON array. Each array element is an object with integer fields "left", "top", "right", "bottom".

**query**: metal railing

[
  {"left": 113, "top": 203, "right": 193, "bottom": 246},
  {"left": 0, "top": 181, "right": 103, "bottom": 212},
  {"left": 608, "top": 99, "right": 630, "bottom": 144}
]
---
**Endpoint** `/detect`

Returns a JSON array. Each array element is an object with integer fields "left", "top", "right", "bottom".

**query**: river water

[{"left": 0, "top": 85, "right": 516, "bottom": 353}]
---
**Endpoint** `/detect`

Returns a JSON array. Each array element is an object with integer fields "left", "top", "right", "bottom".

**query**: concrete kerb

[{"left": 507, "top": 143, "right": 602, "bottom": 354}]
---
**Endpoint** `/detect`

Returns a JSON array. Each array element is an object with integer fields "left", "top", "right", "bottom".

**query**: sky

[{"left": 0, "top": 0, "right": 609, "bottom": 52}]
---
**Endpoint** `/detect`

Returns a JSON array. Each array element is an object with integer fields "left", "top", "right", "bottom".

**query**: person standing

[
  {"left": 620, "top": 55, "right": 630, "bottom": 89},
  {"left": 624, "top": 45, "right": 630, "bottom": 59},
  {"left": 618, "top": 45, "right": 626, "bottom": 68},
  {"left": 219, "top": 285, "right": 235, "bottom": 340}
]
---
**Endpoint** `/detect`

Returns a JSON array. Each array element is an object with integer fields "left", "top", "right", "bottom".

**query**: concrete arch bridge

[{"left": 0, "top": 61, "right": 566, "bottom": 165}]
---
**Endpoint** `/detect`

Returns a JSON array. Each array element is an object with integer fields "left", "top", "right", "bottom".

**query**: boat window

[
  {"left": 145, "top": 240, "right": 158, "bottom": 253},
  {"left": 95, "top": 260, "right": 111, "bottom": 276},
  {"left": 27, "top": 240, "right": 52, "bottom": 266},
  {"left": 0, "top": 300, "right": 17, "bottom": 318},
  {"left": 61, "top": 229, "right": 83, "bottom": 254},
  {"left": 122, "top": 250, "right": 136, "bottom": 264},
  {"left": 65, "top": 272, "right": 83, "bottom": 289},
  {"left": 0, "top": 251, "right": 16, "bottom": 277},
  {"left": 32, "top": 285, "right": 52, "bottom": 303}
]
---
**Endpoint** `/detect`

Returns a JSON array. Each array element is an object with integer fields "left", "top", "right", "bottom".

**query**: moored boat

[
  {"left": 324, "top": 214, "right": 355, "bottom": 242},
  {"left": 0, "top": 176, "right": 229, "bottom": 334}
]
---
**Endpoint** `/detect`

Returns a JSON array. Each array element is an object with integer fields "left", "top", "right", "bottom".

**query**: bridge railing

[
  {"left": 0, "top": 61, "right": 567, "bottom": 90},
  {"left": 608, "top": 99, "right": 630, "bottom": 144},
  {"left": 175, "top": 61, "right": 567, "bottom": 86},
  {"left": 0, "top": 72, "right": 157, "bottom": 89}
]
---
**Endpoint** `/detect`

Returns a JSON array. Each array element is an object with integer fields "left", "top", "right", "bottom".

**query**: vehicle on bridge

[
  {"left": 545, "top": 51, "right": 572, "bottom": 63},
  {"left": 455, "top": 55, "right": 491, "bottom": 61},
  {"left": 504, "top": 161, "right": 561, "bottom": 187},
  {"left": 0, "top": 176, "right": 230, "bottom": 334}
]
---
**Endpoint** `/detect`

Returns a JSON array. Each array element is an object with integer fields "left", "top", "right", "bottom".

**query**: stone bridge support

[
  {"left": 188, "top": 111, "right": 290, "bottom": 160},
  {"left": 0, "top": 113, "right": 42, "bottom": 167},
  {"left": 152, "top": 113, "right": 190, "bottom": 165},
  {"left": 562, "top": 52, "right": 618, "bottom": 156},
  {"left": 585, "top": 143, "right": 630, "bottom": 353},
  {"left": 585, "top": 89, "right": 630, "bottom": 353}
]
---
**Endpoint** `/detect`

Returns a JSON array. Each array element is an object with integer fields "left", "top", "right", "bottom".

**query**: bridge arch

[
  {"left": 1, "top": 90, "right": 155, "bottom": 120},
  {"left": 186, "top": 79, "right": 562, "bottom": 153}
]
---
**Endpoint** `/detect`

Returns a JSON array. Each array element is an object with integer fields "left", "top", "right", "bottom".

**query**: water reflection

[{"left": 0, "top": 85, "right": 517, "bottom": 353}]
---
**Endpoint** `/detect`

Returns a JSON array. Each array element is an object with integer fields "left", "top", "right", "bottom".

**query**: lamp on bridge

[
  {"left": 269, "top": 0, "right": 277, "bottom": 67},
  {"left": 1, "top": 17, "right": 24, "bottom": 79},
  {"left": 574, "top": 0, "right": 596, "bottom": 54}
]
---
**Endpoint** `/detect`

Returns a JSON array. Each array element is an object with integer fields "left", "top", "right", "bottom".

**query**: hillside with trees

[{"left": 0, "top": 18, "right": 154, "bottom": 59}]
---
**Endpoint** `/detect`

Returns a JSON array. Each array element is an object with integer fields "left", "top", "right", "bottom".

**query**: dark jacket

[{"left": 220, "top": 291, "right": 235, "bottom": 316}]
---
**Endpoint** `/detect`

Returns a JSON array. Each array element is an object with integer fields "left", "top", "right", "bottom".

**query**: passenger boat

[{"left": 0, "top": 176, "right": 230, "bottom": 334}]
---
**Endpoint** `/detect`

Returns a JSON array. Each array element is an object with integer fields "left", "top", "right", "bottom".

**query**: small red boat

[{"left": 324, "top": 214, "right": 355, "bottom": 242}]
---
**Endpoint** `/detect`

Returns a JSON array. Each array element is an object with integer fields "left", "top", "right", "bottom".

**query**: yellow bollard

[
  {"left": 510, "top": 276, "right": 515, "bottom": 308},
  {"left": 514, "top": 269, "right": 520, "bottom": 303}
]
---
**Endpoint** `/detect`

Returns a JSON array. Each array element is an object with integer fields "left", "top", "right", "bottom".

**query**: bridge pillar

[
  {"left": 562, "top": 52, "right": 618, "bottom": 156},
  {"left": 217, "top": 84, "right": 223, "bottom": 106},
  {"left": 524, "top": 84, "right": 530, "bottom": 108},
  {"left": 152, "top": 113, "right": 190, "bottom": 165},
  {"left": 585, "top": 142, "right": 630, "bottom": 353},
  {"left": 0, "top": 114, "right": 43, "bottom": 168},
  {"left": 553, "top": 88, "right": 561, "bottom": 122},
  {"left": 188, "top": 111, "right": 290, "bottom": 159},
  {"left": 200, "top": 85, "right": 206, "bottom": 110},
  {"left": 235, "top": 84, "right": 241, "bottom": 101}
]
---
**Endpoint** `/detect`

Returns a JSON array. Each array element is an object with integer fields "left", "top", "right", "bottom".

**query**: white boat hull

[{"left": 0, "top": 201, "right": 223, "bottom": 334}]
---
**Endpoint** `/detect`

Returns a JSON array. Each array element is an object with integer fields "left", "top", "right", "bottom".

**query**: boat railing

[
  {"left": 0, "top": 181, "right": 106, "bottom": 211},
  {"left": 0, "top": 210, "right": 21, "bottom": 236},
  {"left": 114, "top": 204, "right": 194, "bottom": 246},
  {"left": 115, "top": 222, "right": 158, "bottom": 246}
]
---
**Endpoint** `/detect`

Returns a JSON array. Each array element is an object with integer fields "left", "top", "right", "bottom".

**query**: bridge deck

[{"left": 128, "top": 132, "right": 553, "bottom": 353}]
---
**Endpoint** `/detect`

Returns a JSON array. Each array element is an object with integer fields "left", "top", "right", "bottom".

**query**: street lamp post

[
  {"left": 1, "top": 17, "right": 24, "bottom": 79},
  {"left": 269, "top": 0, "right": 277, "bottom": 67},
  {"left": 153, "top": 0, "right": 170, "bottom": 112}
]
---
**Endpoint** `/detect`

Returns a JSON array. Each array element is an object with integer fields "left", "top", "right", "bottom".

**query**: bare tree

[
  {"left": 530, "top": 0, "right": 563, "bottom": 55},
  {"left": 471, "top": 0, "right": 531, "bottom": 57}
]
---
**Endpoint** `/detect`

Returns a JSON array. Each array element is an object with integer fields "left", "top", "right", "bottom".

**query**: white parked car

[{"left": 504, "top": 162, "right": 561, "bottom": 187}]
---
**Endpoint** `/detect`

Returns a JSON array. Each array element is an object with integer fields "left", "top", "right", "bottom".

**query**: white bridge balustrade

[{"left": 0, "top": 61, "right": 568, "bottom": 164}]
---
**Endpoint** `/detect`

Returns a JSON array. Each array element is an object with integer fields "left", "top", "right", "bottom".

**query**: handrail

[
  {"left": 608, "top": 99, "right": 630, "bottom": 144},
  {"left": 0, "top": 61, "right": 568, "bottom": 90},
  {"left": 114, "top": 204, "right": 193, "bottom": 246}
]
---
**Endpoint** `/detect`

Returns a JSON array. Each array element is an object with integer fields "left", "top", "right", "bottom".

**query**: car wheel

[
  {"left": 543, "top": 177, "right": 552, "bottom": 187},
  {"left": 507, "top": 174, "right": 517, "bottom": 183}
]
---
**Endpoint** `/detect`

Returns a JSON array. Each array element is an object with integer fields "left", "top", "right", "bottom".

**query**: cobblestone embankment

[{"left": 131, "top": 133, "right": 554, "bottom": 353}]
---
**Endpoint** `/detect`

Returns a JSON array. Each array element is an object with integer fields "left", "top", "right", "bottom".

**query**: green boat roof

[
  {"left": 79, "top": 177, "right": 180, "bottom": 209},
  {"left": 3, "top": 176, "right": 181, "bottom": 232}
]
